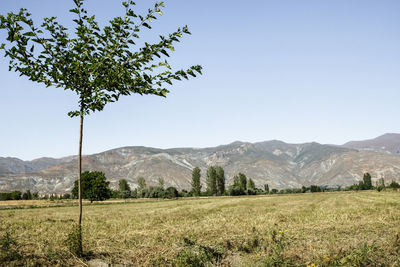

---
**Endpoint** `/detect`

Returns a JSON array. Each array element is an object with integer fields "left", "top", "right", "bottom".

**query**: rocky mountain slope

[
  {"left": 1, "top": 135, "right": 400, "bottom": 193},
  {"left": 343, "top": 133, "right": 400, "bottom": 155}
]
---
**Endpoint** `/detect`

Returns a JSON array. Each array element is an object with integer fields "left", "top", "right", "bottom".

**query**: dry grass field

[{"left": 1, "top": 191, "right": 400, "bottom": 266}]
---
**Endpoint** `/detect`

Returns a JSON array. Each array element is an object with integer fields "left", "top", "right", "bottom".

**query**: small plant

[
  {"left": 175, "top": 237, "right": 224, "bottom": 267},
  {"left": 237, "top": 227, "right": 262, "bottom": 253},
  {"left": 262, "top": 227, "right": 292, "bottom": 266},
  {"left": 66, "top": 224, "right": 83, "bottom": 257},
  {"left": 0, "top": 231, "right": 21, "bottom": 262}
]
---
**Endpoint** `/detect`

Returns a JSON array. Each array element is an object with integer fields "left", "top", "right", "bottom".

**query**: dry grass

[{"left": 1, "top": 191, "right": 400, "bottom": 266}]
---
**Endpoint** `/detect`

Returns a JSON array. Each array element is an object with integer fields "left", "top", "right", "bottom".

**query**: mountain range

[{"left": 1, "top": 133, "right": 400, "bottom": 193}]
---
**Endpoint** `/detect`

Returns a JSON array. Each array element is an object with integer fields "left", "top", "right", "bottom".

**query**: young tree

[
  {"left": 215, "top": 166, "right": 225, "bottom": 195},
  {"left": 191, "top": 167, "right": 202, "bottom": 196},
  {"left": 206, "top": 166, "right": 217, "bottom": 195},
  {"left": 118, "top": 179, "right": 131, "bottom": 198},
  {"left": 72, "top": 171, "right": 111, "bottom": 203},
  {"left": 0, "top": 0, "right": 201, "bottom": 254}
]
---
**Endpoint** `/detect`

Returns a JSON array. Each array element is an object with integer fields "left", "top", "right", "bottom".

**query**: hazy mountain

[
  {"left": 343, "top": 133, "right": 400, "bottom": 155},
  {"left": 1, "top": 135, "right": 400, "bottom": 193},
  {"left": 0, "top": 156, "right": 75, "bottom": 175}
]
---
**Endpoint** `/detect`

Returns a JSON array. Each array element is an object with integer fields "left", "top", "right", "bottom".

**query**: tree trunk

[{"left": 77, "top": 114, "right": 84, "bottom": 254}]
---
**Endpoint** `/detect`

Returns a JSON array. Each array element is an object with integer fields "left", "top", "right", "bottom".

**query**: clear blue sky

[{"left": 1, "top": 0, "right": 399, "bottom": 160}]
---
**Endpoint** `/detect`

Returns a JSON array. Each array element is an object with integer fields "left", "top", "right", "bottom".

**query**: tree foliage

[
  {"left": 246, "top": 178, "right": 256, "bottom": 195},
  {"left": 229, "top": 173, "right": 247, "bottom": 196},
  {"left": 206, "top": 166, "right": 217, "bottom": 195},
  {"left": 215, "top": 166, "right": 225, "bottom": 196},
  {"left": 0, "top": 0, "right": 202, "bottom": 118},
  {"left": 264, "top": 184, "right": 269, "bottom": 194},
  {"left": 238, "top": 173, "right": 247, "bottom": 192},
  {"left": 389, "top": 180, "right": 400, "bottom": 189},
  {"left": 0, "top": 0, "right": 202, "bottom": 256},
  {"left": 191, "top": 167, "right": 201, "bottom": 196},
  {"left": 72, "top": 171, "right": 111, "bottom": 202},
  {"left": 362, "top": 173, "right": 372, "bottom": 190},
  {"left": 119, "top": 179, "right": 131, "bottom": 191},
  {"left": 118, "top": 179, "right": 131, "bottom": 198},
  {"left": 247, "top": 178, "right": 255, "bottom": 190}
]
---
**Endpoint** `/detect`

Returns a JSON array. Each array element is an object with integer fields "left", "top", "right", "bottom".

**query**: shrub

[{"left": 165, "top": 187, "right": 179, "bottom": 198}]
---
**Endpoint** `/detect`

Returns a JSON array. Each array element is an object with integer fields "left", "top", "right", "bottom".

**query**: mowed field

[{"left": 1, "top": 191, "right": 400, "bottom": 266}]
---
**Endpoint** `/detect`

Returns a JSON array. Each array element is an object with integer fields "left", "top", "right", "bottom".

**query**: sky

[{"left": 0, "top": 0, "right": 399, "bottom": 160}]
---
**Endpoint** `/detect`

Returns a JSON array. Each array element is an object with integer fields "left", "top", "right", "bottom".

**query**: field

[{"left": 1, "top": 191, "right": 400, "bottom": 266}]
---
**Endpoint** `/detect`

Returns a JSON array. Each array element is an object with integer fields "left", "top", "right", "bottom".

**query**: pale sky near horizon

[{"left": 0, "top": 0, "right": 399, "bottom": 160}]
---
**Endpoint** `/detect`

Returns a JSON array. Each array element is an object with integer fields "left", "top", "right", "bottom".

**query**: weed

[{"left": 66, "top": 224, "right": 83, "bottom": 257}]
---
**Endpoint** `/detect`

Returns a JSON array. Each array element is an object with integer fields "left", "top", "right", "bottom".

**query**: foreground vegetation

[{"left": 1, "top": 191, "right": 400, "bottom": 266}]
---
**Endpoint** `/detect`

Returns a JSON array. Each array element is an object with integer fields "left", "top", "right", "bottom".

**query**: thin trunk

[
  {"left": 78, "top": 114, "right": 84, "bottom": 225},
  {"left": 77, "top": 114, "right": 84, "bottom": 255}
]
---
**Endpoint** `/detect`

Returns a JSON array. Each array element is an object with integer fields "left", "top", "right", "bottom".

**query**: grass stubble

[{"left": 1, "top": 191, "right": 400, "bottom": 266}]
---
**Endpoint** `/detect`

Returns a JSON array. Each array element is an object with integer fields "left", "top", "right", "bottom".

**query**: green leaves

[
  {"left": 69, "top": 8, "right": 79, "bottom": 14},
  {"left": 0, "top": 0, "right": 202, "bottom": 118},
  {"left": 22, "top": 31, "right": 35, "bottom": 37}
]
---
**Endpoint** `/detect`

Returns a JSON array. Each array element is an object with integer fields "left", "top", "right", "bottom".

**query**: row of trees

[
  {"left": 345, "top": 172, "right": 400, "bottom": 191},
  {"left": 193, "top": 166, "right": 261, "bottom": 196},
  {"left": 2, "top": 171, "right": 400, "bottom": 202},
  {"left": 0, "top": 190, "right": 35, "bottom": 200},
  {"left": 0, "top": 190, "right": 73, "bottom": 201}
]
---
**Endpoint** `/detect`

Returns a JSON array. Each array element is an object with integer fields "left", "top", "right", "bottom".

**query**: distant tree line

[
  {"left": 343, "top": 172, "right": 400, "bottom": 192},
  {"left": 1, "top": 171, "right": 400, "bottom": 202},
  {"left": 0, "top": 190, "right": 72, "bottom": 201}
]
